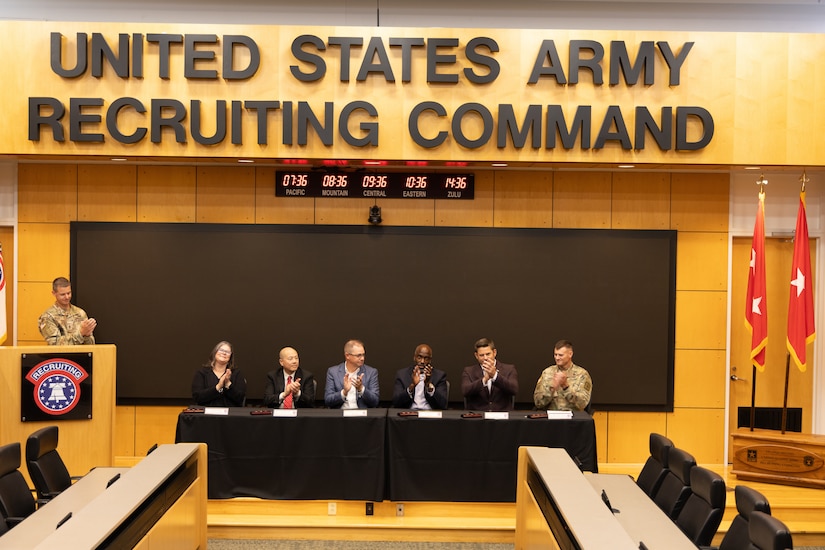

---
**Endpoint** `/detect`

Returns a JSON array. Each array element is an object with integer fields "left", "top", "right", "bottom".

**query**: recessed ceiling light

[
  {"left": 111, "top": 158, "right": 127, "bottom": 162},
  {"left": 492, "top": 162, "right": 508, "bottom": 167},
  {"left": 618, "top": 164, "right": 635, "bottom": 169},
  {"left": 744, "top": 166, "right": 761, "bottom": 170},
  {"left": 238, "top": 159, "right": 254, "bottom": 163}
]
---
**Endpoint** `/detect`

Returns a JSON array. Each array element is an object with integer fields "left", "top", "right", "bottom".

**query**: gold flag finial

[
  {"left": 756, "top": 174, "right": 768, "bottom": 197},
  {"left": 799, "top": 170, "right": 809, "bottom": 193}
]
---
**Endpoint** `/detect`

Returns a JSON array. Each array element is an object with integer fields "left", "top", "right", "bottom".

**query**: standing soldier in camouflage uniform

[
  {"left": 38, "top": 277, "right": 97, "bottom": 345},
  {"left": 533, "top": 340, "right": 592, "bottom": 411}
]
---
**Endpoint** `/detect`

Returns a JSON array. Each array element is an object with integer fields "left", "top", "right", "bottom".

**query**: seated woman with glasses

[{"left": 191, "top": 340, "right": 247, "bottom": 407}]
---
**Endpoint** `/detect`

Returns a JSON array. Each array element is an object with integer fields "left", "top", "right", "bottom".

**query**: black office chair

[
  {"left": 675, "top": 465, "right": 726, "bottom": 546},
  {"left": 652, "top": 446, "right": 696, "bottom": 520},
  {"left": 0, "top": 442, "right": 37, "bottom": 529},
  {"left": 700, "top": 485, "right": 771, "bottom": 550},
  {"left": 461, "top": 394, "right": 515, "bottom": 410},
  {"left": 747, "top": 511, "right": 793, "bottom": 550},
  {"left": 25, "top": 425, "right": 79, "bottom": 502},
  {"left": 636, "top": 432, "right": 673, "bottom": 497}
]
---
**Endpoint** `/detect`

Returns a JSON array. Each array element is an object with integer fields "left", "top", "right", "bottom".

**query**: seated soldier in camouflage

[{"left": 533, "top": 339, "right": 592, "bottom": 412}]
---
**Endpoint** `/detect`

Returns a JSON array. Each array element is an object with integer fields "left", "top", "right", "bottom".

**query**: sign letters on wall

[{"left": 29, "top": 30, "right": 712, "bottom": 152}]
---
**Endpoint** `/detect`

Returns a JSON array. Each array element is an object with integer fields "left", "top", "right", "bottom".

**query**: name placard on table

[
  {"left": 204, "top": 407, "right": 229, "bottom": 416},
  {"left": 272, "top": 409, "right": 298, "bottom": 417},
  {"left": 343, "top": 409, "right": 369, "bottom": 417},
  {"left": 484, "top": 411, "right": 510, "bottom": 420}
]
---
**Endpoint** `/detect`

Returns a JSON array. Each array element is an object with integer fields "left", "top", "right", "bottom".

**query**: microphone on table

[
  {"left": 106, "top": 473, "right": 121, "bottom": 488},
  {"left": 56, "top": 512, "right": 72, "bottom": 529},
  {"left": 601, "top": 489, "right": 619, "bottom": 514}
]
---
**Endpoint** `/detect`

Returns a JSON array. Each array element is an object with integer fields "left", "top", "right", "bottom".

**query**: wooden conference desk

[
  {"left": 0, "top": 443, "right": 206, "bottom": 550},
  {"left": 0, "top": 467, "right": 129, "bottom": 548},
  {"left": 516, "top": 447, "right": 694, "bottom": 550},
  {"left": 387, "top": 409, "right": 597, "bottom": 502},
  {"left": 586, "top": 473, "right": 697, "bottom": 550},
  {"left": 175, "top": 408, "right": 597, "bottom": 502}
]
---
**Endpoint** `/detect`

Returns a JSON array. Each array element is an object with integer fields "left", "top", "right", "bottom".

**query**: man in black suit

[
  {"left": 262, "top": 346, "right": 316, "bottom": 408},
  {"left": 392, "top": 344, "right": 449, "bottom": 410},
  {"left": 461, "top": 337, "right": 518, "bottom": 411}
]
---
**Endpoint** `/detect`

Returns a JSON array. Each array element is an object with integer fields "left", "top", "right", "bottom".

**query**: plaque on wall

[{"left": 20, "top": 352, "right": 93, "bottom": 421}]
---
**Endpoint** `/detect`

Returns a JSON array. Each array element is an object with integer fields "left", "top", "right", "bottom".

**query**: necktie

[{"left": 284, "top": 376, "right": 293, "bottom": 409}]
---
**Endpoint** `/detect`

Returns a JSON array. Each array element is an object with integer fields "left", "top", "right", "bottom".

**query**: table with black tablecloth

[
  {"left": 175, "top": 408, "right": 387, "bottom": 500},
  {"left": 175, "top": 408, "right": 597, "bottom": 502},
  {"left": 386, "top": 409, "right": 598, "bottom": 502}
]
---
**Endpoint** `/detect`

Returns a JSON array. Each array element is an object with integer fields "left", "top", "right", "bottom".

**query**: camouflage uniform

[
  {"left": 533, "top": 363, "right": 592, "bottom": 411},
  {"left": 38, "top": 303, "right": 95, "bottom": 345}
]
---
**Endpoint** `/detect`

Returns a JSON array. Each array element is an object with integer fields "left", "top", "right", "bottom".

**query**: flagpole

[
  {"left": 746, "top": 177, "right": 768, "bottom": 431},
  {"left": 782, "top": 171, "right": 816, "bottom": 434},
  {"left": 780, "top": 175, "right": 800, "bottom": 435},
  {"left": 749, "top": 363, "right": 756, "bottom": 431},
  {"left": 781, "top": 353, "right": 790, "bottom": 433}
]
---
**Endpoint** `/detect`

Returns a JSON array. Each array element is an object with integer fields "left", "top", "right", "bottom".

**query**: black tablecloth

[
  {"left": 175, "top": 408, "right": 597, "bottom": 502},
  {"left": 175, "top": 408, "right": 387, "bottom": 500},
  {"left": 386, "top": 409, "right": 598, "bottom": 502}
]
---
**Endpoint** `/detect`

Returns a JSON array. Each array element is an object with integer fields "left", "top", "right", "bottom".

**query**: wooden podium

[
  {"left": 0, "top": 345, "right": 116, "bottom": 477},
  {"left": 732, "top": 428, "right": 825, "bottom": 489}
]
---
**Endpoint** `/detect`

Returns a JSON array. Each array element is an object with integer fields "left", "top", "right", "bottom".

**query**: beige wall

[{"left": 14, "top": 163, "right": 729, "bottom": 464}]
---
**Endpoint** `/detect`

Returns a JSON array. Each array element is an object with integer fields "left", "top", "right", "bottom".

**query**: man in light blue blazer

[{"left": 324, "top": 339, "right": 380, "bottom": 408}]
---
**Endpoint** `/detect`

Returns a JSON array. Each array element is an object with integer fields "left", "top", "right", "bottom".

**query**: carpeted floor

[
  {"left": 208, "top": 542, "right": 825, "bottom": 550},
  {"left": 208, "top": 542, "right": 513, "bottom": 550}
]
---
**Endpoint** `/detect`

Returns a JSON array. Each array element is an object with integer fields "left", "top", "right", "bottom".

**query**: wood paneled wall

[{"left": 13, "top": 163, "right": 730, "bottom": 464}]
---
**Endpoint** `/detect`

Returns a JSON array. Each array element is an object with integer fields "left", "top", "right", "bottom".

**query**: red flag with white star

[
  {"left": 787, "top": 191, "right": 815, "bottom": 372},
  {"left": 745, "top": 192, "right": 768, "bottom": 371}
]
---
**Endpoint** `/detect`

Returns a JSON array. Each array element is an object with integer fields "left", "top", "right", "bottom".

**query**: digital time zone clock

[{"left": 276, "top": 171, "right": 474, "bottom": 199}]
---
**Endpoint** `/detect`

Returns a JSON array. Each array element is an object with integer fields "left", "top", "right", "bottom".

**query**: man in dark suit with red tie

[
  {"left": 461, "top": 337, "right": 519, "bottom": 411},
  {"left": 262, "top": 346, "right": 316, "bottom": 408}
]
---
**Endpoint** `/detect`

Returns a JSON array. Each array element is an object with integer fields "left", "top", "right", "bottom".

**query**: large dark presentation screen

[{"left": 71, "top": 223, "right": 676, "bottom": 411}]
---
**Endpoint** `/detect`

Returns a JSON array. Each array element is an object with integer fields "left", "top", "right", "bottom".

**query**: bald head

[
  {"left": 414, "top": 344, "right": 432, "bottom": 367},
  {"left": 279, "top": 346, "right": 299, "bottom": 374}
]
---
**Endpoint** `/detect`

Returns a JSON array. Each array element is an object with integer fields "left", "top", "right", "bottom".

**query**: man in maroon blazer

[{"left": 461, "top": 337, "right": 518, "bottom": 411}]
